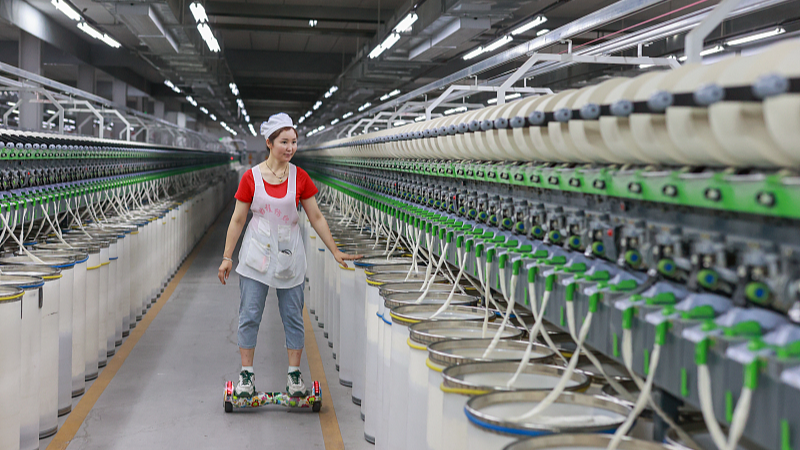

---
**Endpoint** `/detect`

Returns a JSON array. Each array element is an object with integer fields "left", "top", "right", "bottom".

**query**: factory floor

[{"left": 42, "top": 202, "right": 373, "bottom": 450}]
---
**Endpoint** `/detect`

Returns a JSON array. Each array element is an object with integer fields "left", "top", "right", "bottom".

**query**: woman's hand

[
  {"left": 334, "top": 250, "right": 363, "bottom": 269},
  {"left": 218, "top": 259, "right": 232, "bottom": 285}
]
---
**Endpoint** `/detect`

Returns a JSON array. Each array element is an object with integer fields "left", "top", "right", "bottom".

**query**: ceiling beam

[
  {"left": 205, "top": 2, "right": 393, "bottom": 24},
  {"left": 239, "top": 87, "right": 321, "bottom": 102},
  {"left": 226, "top": 50, "right": 353, "bottom": 76},
  {"left": 213, "top": 23, "right": 376, "bottom": 38}
]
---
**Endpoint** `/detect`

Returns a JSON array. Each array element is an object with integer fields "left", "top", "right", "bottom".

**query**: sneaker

[
  {"left": 234, "top": 370, "right": 256, "bottom": 398},
  {"left": 287, "top": 370, "right": 309, "bottom": 397}
]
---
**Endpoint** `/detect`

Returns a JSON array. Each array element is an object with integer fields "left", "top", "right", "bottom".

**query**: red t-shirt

[{"left": 234, "top": 165, "right": 318, "bottom": 207}]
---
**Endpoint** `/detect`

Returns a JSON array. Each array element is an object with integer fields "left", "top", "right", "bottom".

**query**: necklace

[{"left": 265, "top": 161, "right": 288, "bottom": 182}]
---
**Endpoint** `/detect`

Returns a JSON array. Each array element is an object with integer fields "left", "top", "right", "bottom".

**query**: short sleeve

[
  {"left": 234, "top": 170, "right": 256, "bottom": 203},
  {"left": 297, "top": 167, "right": 318, "bottom": 200}
]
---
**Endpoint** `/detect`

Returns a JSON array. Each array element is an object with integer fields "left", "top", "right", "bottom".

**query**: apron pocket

[
  {"left": 274, "top": 251, "right": 296, "bottom": 280},
  {"left": 245, "top": 240, "right": 270, "bottom": 273},
  {"left": 257, "top": 217, "right": 271, "bottom": 237},
  {"left": 277, "top": 225, "right": 292, "bottom": 243}
]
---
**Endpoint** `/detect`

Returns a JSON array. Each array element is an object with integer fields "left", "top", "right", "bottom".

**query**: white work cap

[{"left": 260, "top": 113, "right": 295, "bottom": 139}]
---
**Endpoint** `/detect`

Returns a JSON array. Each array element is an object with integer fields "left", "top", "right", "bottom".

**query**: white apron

[{"left": 236, "top": 164, "right": 307, "bottom": 288}]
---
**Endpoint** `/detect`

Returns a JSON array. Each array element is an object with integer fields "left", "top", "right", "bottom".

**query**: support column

[
  {"left": 76, "top": 65, "right": 96, "bottom": 136},
  {"left": 18, "top": 30, "right": 42, "bottom": 131},
  {"left": 111, "top": 79, "right": 127, "bottom": 140},
  {"left": 154, "top": 100, "right": 164, "bottom": 119},
  {"left": 153, "top": 100, "right": 166, "bottom": 144}
]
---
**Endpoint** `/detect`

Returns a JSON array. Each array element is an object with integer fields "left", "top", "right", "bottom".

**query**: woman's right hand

[{"left": 218, "top": 259, "right": 232, "bottom": 285}]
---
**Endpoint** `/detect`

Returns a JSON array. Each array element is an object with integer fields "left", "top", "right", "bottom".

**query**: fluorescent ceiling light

[
  {"left": 236, "top": 98, "right": 245, "bottom": 109},
  {"left": 304, "top": 111, "right": 312, "bottom": 118},
  {"left": 677, "top": 45, "right": 724, "bottom": 62},
  {"left": 189, "top": 2, "right": 208, "bottom": 23},
  {"left": 486, "top": 93, "right": 521, "bottom": 104},
  {"left": 298, "top": 116, "right": 305, "bottom": 124},
  {"left": 510, "top": 15, "right": 547, "bottom": 36},
  {"left": 368, "top": 32, "right": 401, "bottom": 59},
  {"left": 324, "top": 86, "right": 338, "bottom": 98},
  {"left": 51, "top": 0, "right": 81, "bottom": 21},
  {"left": 229, "top": 83, "right": 239, "bottom": 96},
  {"left": 209, "top": 114, "right": 216, "bottom": 121},
  {"left": 309, "top": 19, "right": 318, "bottom": 27},
  {"left": 164, "top": 80, "right": 181, "bottom": 93},
  {"left": 414, "top": 115, "right": 425, "bottom": 122},
  {"left": 317, "top": 125, "right": 325, "bottom": 131},
  {"left": 444, "top": 106, "right": 467, "bottom": 115},
  {"left": 485, "top": 35, "right": 513, "bottom": 52},
  {"left": 248, "top": 123, "right": 256, "bottom": 136},
  {"left": 726, "top": 27, "right": 785, "bottom": 46},
  {"left": 638, "top": 64, "right": 654, "bottom": 69},
  {"left": 330, "top": 118, "right": 340, "bottom": 125},
  {"left": 244, "top": 114, "right": 250, "bottom": 123},
  {"left": 342, "top": 112, "right": 353, "bottom": 119},
  {"left": 200, "top": 107, "right": 209, "bottom": 114},
  {"left": 393, "top": 120, "right": 407, "bottom": 126},
  {"left": 380, "top": 89, "right": 401, "bottom": 101},
  {"left": 393, "top": 13, "right": 418, "bottom": 33},
  {"left": 197, "top": 23, "right": 220, "bottom": 52},
  {"left": 700, "top": 45, "right": 725, "bottom": 56},
  {"left": 536, "top": 28, "right": 550, "bottom": 36},
  {"left": 358, "top": 102, "right": 372, "bottom": 112},
  {"left": 313, "top": 101, "right": 322, "bottom": 110},
  {"left": 186, "top": 96, "right": 197, "bottom": 106},
  {"left": 78, "top": 22, "right": 121, "bottom": 48},
  {"left": 463, "top": 46, "right": 485, "bottom": 60}
]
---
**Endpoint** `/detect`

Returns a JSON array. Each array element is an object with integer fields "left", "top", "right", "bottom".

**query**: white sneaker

[
  {"left": 234, "top": 370, "right": 256, "bottom": 398},
  {"left": 287, "top": 370, "right": 308, "bottom": 397}
]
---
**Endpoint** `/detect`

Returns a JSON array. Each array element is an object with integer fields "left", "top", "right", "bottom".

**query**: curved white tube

[
  {"left": 416, "top": 232, "right": 435, "bottom": 289},
  {"left": 428, "top": 247, "right": 468, "bottom": 316},
  {"left": 403, "top": 227, "right": 424, "bottom": 281},
  {"left": 415, "top": 241, "right": 450, "bottom": 302},
  {"left": 699, "top": 364, "right": 731, "bottom": 450},
  {"left": 482, "top": 270, "right": 518, "bottom": 357},
  {"left": 726, "top": 387, "right": 752, "bottom": 450},
  {"left": 0, "top": 211, "right": 45, "bottom": 263},
  {"left": 606, "top": 344, "right": 662, "bottom": 450},
  {"left": 512, "top": 305, "right": 593, "bottom": 421},
  {"left": 507, "top": 289, "right": 552, "bottom": 387}
]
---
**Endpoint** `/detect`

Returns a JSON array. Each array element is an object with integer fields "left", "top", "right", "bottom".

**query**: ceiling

[{"left": 1, "top": 0, "right": 799, "bottom": 140}]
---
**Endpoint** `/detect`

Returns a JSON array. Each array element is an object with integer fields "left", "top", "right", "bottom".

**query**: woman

[{"left": 218, "top": 112, "right": 360, "bottom": 398}]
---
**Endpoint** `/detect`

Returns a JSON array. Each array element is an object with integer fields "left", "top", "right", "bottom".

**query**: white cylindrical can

[
  {"left": 0, "top": 275, "right": 46, "bottom": 450},
  {"left": 31, "top": 245, "right": 91, "bottom": 398},
  {"left": 464, "top": 390, "right": 630, "bottom": 450},
  {"left": 504, "top": 434, "right": 675, "bottom": 450},
  {"left": 0, "top": 254, "right": 77, "bottom": 416},
  {"left": 0, "top": 265, "right": 64, "bottom": 439},
  {"left": 440, "top": 362, "right": 589, "bottom": 450},
  {"left": 0, "top": 286, "right": 25, "bottom": 450}
]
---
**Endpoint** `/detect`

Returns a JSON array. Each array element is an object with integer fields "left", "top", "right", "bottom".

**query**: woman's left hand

[{"left": 334, "top": 250, "right": 363, "bottom": 268}]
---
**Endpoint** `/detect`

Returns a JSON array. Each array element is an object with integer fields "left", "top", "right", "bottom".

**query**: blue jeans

[{"left": 238, "top": 276, "right": 305, "bottom": 350}]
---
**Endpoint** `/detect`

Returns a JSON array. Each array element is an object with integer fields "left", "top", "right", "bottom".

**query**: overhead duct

[
  {"left": 115, "top": 4, "right": 179, "bottom": 54},
  {"left": 410, "top": 16, "right": 490, "bottom": 61}
]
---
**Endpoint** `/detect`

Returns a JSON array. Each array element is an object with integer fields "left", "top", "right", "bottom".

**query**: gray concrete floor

[{"left": 41, "top": 203, "right": 374, "bottom": 450}]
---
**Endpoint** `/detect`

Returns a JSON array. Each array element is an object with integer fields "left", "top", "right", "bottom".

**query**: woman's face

[{"left": 267, "top": 129, "right": 298, "bottom": 162}]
